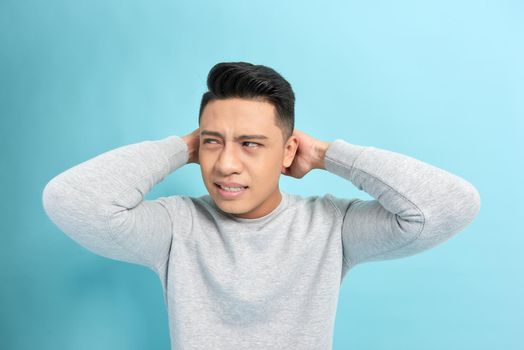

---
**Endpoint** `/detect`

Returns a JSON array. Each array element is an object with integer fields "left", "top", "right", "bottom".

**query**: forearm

[
  {"left": 322, "top": 139, "right": 481, "bottom": 239},
  {"left": 42, "top": 135, "right": 189, "bottom": 237}
]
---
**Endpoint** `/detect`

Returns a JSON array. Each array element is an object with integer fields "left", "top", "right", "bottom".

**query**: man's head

[{"left": 197, "top": 61, "right": 299, "bottom": 219}]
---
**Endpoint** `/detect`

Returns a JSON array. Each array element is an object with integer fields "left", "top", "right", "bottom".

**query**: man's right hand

[{"left": 181, "top": 127, "right": 200, "bottom": 164}]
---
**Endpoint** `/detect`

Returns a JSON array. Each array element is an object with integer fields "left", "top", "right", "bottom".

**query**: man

[{"left": 42, "top": 61, "right": 481, "bottom": 350}]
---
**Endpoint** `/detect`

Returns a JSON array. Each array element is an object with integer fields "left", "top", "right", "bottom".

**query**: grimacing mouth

[{"left": 214, "top": 183, "right": 249, "bottom": 189}]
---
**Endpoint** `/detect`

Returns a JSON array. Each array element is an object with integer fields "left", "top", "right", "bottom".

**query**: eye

[
  {"left": 202, "top": 139, "right": 261, "bottom": 148},
  {"left": 243, "top": 141, "right": 261, "bottom": 148},
  {"left": 203, "top": 139, "right": 218, "bottom": 144}
]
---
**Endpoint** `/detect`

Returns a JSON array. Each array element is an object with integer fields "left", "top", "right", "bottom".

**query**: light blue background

[{"left": 1, "top": 0, "right": 522, "bottom": 349}]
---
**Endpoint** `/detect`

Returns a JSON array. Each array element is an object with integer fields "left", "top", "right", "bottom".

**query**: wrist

[
  {"left": 181, "top": 135, "right": 197, "bottom": 164},
  {"left": 313, "top": 141, "right": 331, "bottom": 170}
]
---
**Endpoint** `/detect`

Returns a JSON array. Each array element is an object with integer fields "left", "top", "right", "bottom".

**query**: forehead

[{"left": 200, "top": 98, "right": 278, "bottom": 134}]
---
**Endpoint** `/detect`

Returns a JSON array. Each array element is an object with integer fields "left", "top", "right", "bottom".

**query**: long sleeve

[
  {"left": 324, "top": 139, "right": 481, "bottom": 267},
  {"left": 41, "top": 135, "right": 191, "bottom": 273}
]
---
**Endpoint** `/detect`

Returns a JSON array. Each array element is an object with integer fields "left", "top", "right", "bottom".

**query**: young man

[{"left": 42, "top": 62, "right": 481, "bottom": 350}]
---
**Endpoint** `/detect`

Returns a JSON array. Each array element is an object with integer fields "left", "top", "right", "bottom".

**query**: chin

[
  {"left": 215, "top": 197, "right": 240, "bottom": 208},
  {"left": 216, "top": 202, "right": 247, "bottom": 215}
]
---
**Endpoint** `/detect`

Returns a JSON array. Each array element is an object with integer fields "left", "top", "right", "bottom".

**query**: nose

[{"left": 215, "top": 143, "right": 243, "bottom": 175}]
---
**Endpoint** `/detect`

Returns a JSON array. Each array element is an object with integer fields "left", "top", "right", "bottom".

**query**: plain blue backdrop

[{"left": 1, "top": 0, "right": 522, "bottom": 349}]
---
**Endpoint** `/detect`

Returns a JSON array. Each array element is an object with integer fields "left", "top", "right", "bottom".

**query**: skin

[{"left": 182, "top": 97, "right": 331, "bottom": 219}]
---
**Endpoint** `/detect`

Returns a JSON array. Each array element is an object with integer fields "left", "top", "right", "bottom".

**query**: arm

[
  {"left": 41, "top": 134, "right": 192, "bottom": 273},
  {"left": 320, "top": 140, "right": 481, "bottom": 267}
]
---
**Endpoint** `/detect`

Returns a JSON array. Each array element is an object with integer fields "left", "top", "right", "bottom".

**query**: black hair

[{"left": 198, "top": 61, "right": 295, "bottom": 143}]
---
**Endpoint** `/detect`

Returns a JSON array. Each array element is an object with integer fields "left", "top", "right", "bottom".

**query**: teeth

[{"left": 219, "top": 185, "right": 245, "bottom": 192}]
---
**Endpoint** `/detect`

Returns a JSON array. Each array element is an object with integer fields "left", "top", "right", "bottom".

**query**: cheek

[
  {"left": 198, "top": 161, "right": 212, "bottom": 180},
  {"left": 252, "top": 162, "right": 280, "bottom": 181},
  {"left": 198, "top": 153, "right": 212, "bottom": 167}
]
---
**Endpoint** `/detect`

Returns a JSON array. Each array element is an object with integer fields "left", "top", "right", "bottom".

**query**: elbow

[
  {"left": 42, "top": 177, "right": 60, "bottom": 221},
  {"left": 452, "top": 181, "right": 481, "bottom": 236},
  {"left": 421, "top": 179, "right": 481, "bottom": 239},
  {"left": 42, "top": 175, "right": 74, "bottom": 229},
  {"left": 455, "top": 179, "right": 481, "bottom": 228},
  {"left": 42, "top": 175, "right": 113, "bottom": 240},
  {"left": 41, "top": 175, "right": 82, "bottom": 228},
  {"left": 467, "top": 183, "right": 481, "bottom": 222}
]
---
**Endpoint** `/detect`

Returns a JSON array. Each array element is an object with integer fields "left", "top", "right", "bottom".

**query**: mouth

[{"left": 214, "top": 183, "right": 249, "bottom": 198}]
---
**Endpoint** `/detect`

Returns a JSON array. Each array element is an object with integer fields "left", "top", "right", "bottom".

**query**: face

[{"left": 199, "top": 97, "right": 298, "bottom": 219}]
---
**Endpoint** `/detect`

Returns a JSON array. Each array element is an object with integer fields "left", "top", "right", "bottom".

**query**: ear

[{"left": 282, "top": 135, "right": 299, "bottom": 168}]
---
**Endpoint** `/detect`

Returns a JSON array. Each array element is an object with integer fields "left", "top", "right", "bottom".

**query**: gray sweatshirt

[{"left": 41, "top": 135, "right": 481, "bottom": 350}]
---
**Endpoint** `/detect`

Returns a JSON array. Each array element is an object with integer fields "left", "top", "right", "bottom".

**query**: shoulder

[
  {"left": 286, "top": 192, "right": 351, "bottom": 218},
  {"left": 155, "top": 194, "right": 194, "bottom": 213},
  {"left": 319, "top": 193, "right": 361, "bottom": 218}
]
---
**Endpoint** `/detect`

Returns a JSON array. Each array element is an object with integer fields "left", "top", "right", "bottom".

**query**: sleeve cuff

[
  {"left": 324, "top": 139, "right": 368, "bottom": 177},
  {"left": 158, "top": 135, "right": 190, "bottom": 169}
]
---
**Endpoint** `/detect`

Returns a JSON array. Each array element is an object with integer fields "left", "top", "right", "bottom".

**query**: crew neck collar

[{"left": 214, "top": 191, "right": 289, "bottom": 224}]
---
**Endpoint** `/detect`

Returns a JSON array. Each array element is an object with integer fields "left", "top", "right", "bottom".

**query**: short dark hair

[{"left": 198, "top": 61, "right": 295, "bottom": 143}]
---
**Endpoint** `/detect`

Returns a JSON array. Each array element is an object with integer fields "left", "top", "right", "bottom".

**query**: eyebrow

[{"left": 200, "top": 130, "right": 269, "bottom": 141}]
